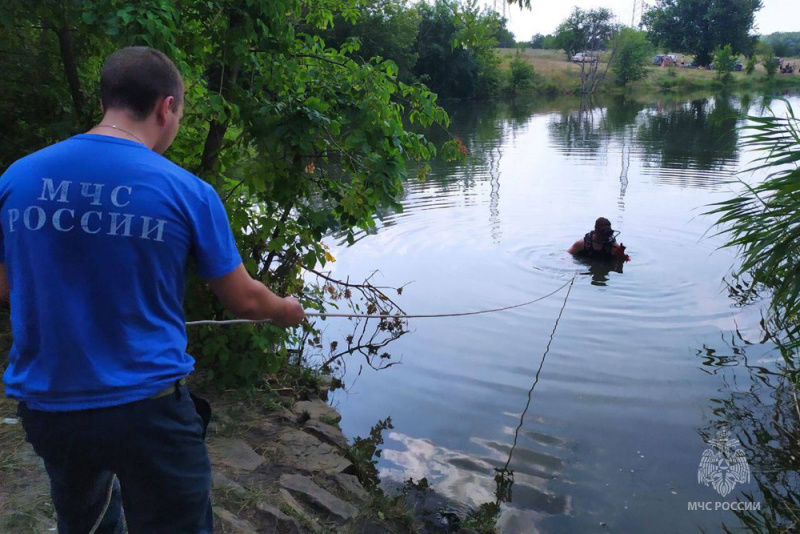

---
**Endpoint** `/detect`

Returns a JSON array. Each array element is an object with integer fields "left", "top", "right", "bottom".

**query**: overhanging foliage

[
  {"left": 0, "top": 0, "right": 467, "bottom": 385},
  {"left": 710, "top": 101, "right": 800, "bottom": 358}
]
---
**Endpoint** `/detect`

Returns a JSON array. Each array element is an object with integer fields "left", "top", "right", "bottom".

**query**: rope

[
  {"left": 500, "top": 275, "right": 575, "bottom": 476},
  {"left": 84, "top": 275, "right": 577, "bottom": 530},
  {"left": 88, "top": 474, "right": 116, "bottom": 534},
  {"left": 185, "top": 277, "right": 574, "bottom": 326}
]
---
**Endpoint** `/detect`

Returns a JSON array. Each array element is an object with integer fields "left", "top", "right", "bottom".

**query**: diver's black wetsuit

[{"left": 580, "top": 231, "right": 616, "bottom": 260}]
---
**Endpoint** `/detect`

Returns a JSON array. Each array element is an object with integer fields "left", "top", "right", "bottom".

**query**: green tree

[
  {"left": 0, "top": 0, "right": 107, "bottom": 165},
  {"left": 450, "top": 0, "right": 507, "bottom": 97},
  {"left": 413, "top": 1, "right": 479, "bottom": 97},
  {"left": 530, "top": 33, "right": 545, "bottom": 48},
  {"left": 316, "top": 0, "right": 421, "bottom": 83},
  {"left": 532, "top": 33, "right": 559, "bottom": 49},
  {"left": 0, "top": 0, "right": 465, "bottom": 385},
  {"left": 412, "top": 0, "right": 507, "bottom": 99},
  {"left": 475, "top": 47, "right": 502, "bottom": 98},
  {"left": 554, "top": 7, "right": 616, "bottom": 60},
  {"left": 642, "top": 0, "right": 762, "bottom": 67},
  {"left": 541, "top": 34, "right": 559, "bottom": 49},
  {"left": 611, "top": 28, "right": 651, "bottom": 86},
  {"left": 712, "top": 44, "right": 736, "bottom": 82},
  {"left": 493, "top": 17, "right": 516, "bottom": 48}
]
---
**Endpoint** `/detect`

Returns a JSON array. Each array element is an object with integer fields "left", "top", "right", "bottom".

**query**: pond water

[{"left": 321, "top": 92, "right": 800, "bottom": 533}]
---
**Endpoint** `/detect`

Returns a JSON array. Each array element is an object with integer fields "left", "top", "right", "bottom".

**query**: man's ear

[{"left": 155, "top": 96, "right": 175, "bottom": 126}]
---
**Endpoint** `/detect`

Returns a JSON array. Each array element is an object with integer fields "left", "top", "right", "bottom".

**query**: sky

[{"left": 480, "top": 0, "right": 800, "bottom": 42}]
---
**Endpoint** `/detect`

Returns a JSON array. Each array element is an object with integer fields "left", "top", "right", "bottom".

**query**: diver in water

[{"left": 567, "top": 217, "right": 628, "bottom": 260}]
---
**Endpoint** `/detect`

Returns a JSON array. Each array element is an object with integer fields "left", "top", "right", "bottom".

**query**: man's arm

[
  {"left": 207, "top": 264, "right": 305, "bottom": 327},
  {"left": 567, "top": 240, "right": 584, "bottom": 255}
]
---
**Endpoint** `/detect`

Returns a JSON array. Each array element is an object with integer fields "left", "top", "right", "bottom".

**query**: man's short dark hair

[
  {"left": 594, "top": 217, "right": 611, "bottom": 231},
  {"left": 100, "top": 47, "right": 183, "bottom": 121}
]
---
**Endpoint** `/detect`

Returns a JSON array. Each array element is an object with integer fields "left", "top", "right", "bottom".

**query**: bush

[
  {"left": 745, "top": 55, "right": 757, "bottom": 75},
  {"left": 506, "top": 52, "right": 535, "bottom": 95},
  {"left": 674, "top": 75, "right": 698, "bottom": 91},
  {"left": 712, "top": 44, "right": 736, "bottom": 83},
  {"left": 657, "top": 76, "right": 677, "bottom": 91},
  {"left": 738, "top": 78, "right": 754, "bottom": 90},
  {"left": 535, "top": 79, "right": 560, "bottom": 97},
  {"left": 611, "top": 28, "right": 651, "bottom": 86},
  {"left": 763, "top": 56, "right": 779, "bottom": 78}
]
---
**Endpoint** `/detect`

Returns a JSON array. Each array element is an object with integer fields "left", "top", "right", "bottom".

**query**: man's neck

[{"left": 88, "top": 111, "right": 155, "bottom": 150}]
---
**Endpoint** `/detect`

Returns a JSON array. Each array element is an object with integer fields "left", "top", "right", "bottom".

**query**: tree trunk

[
  {"left": 197, "top": 7, "right": 243, "bottom": 185},
  {"left": 199, "top": 120, "right": 228, "bottom": 186},
  {"left": 55, "top": 25, "right": 87, "bottom": 127},
  {"left": 264, "top": 204, "right": 294, "bottom": 273}
]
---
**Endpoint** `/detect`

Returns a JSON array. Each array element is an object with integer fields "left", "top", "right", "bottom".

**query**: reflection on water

[
  {"left": 490, "top": 278, "right": 575, "bottom": 528},
  {"left": 546, "top": 95, "right": 741, "bottom": 190},
  {"left": 636, "top": 97, "right": 739, "bottom": 170},
  {"left": 326, "top": 92, "right": 800, "bottom": 533},
  {"left": 698, "top": 333, "right": 800, "bottom": 532},
  {"left": 574, "top": 257, "right": 625, "bottom": 287}
]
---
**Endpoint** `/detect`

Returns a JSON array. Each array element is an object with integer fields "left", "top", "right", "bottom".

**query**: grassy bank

[{"left": 497, "top": 48, "right": 800, "bottom": 96}]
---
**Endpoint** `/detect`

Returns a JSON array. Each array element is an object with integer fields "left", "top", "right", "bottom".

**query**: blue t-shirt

[{"left": 0, "top": 134, "right": 242, "bottom": 411}]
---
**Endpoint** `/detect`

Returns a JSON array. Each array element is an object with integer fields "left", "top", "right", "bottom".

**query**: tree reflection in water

[
  {"left": 636, "top": 96, "right": 740, "bottom": 172},
  {"left": 699, "top": 331, "right": 800, "bottom": 532},
  {"left": 546, "top": 94, "right": 744, "bottom": 187}
]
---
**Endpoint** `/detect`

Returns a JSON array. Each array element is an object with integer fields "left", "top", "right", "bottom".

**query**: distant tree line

[
  {"left": 315, "top": 0, "right": 790, "bottom": 99},
  {"left": 761, "top": 32, "right": 800, "bottom": 58},
  {"left": 528, "top": 0, "right": 783, "bottom": 73}
]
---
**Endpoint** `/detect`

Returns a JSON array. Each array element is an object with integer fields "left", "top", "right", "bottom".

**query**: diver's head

[{"left": 594, "top": 217, "right": 615, "bottom": 242}]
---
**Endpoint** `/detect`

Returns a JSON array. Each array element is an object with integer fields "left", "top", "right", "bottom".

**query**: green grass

[
  {"left": 212, "top": 483, "right": 267, "bottom": 516},
  {"left": 343, "top": 490, "right": 418, "bottom": 534},
  {"left": 0, "top": 396, "right": 55, "bottom": 533},
  {"left": 318, "top": 413, "right": 342, "bottom": 428},
  {"left": 494, "top": 48, "right": 800, "bottom": 95}
]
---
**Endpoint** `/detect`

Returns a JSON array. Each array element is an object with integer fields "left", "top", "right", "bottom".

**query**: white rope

[
  {"left": 88, "top": 474, "right": 116, "bottom": 534},
  {"left": 185, "top": 277, "right": 574, "bottom": 326}
]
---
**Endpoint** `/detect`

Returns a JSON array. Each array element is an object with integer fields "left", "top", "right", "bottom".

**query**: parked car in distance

[
  {"left": 571, "top": 52, "right": 598, "bottom": 63},
  {"left": 707, "top": 61, "right": 743, "bottom": 71},
  {"left": 653, "top": 54, "right": 679, "bottom": 66}
]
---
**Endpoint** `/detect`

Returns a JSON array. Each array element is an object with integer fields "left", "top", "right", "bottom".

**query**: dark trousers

[{"left": 17, "top": 383, "right": 213, "bottom": 534}]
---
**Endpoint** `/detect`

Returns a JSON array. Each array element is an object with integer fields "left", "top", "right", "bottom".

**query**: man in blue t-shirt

[{"left": 0, "top": 47, "right": 304, "bottom": 533}]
